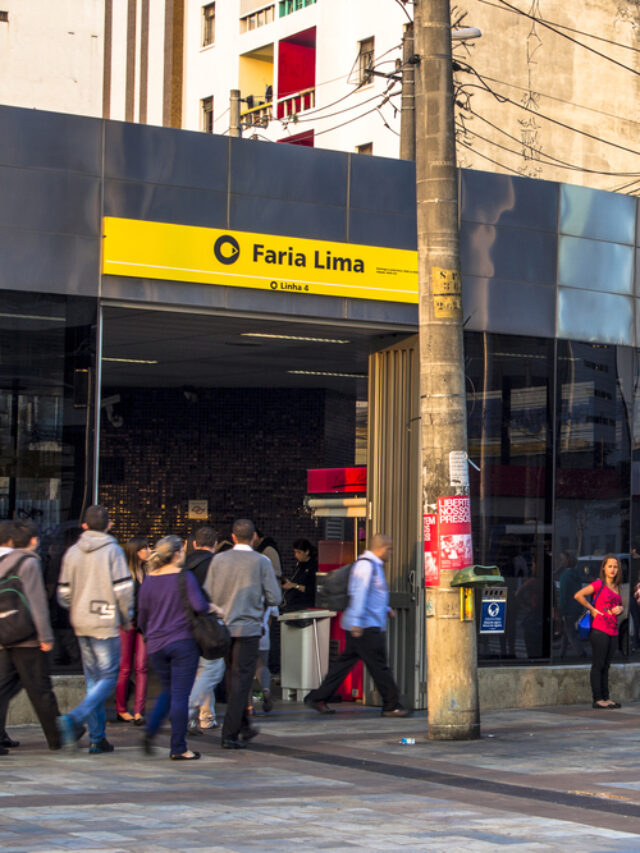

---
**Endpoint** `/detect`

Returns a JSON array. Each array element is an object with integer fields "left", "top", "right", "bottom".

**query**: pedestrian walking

[
  {"left": 137, "top": 535, "right": 213, "bottom": 760},
  {"left": 203, "top": 518, "right": 282, "bottom": 749},
  {"left": 56, "top": 505, "right": 134, "bottom": 754},
  {"left": 185, "top": 526, "right": 225, "bottom": 733},
  {"left": 0, "top": 520, "right": 62, "bottom": 753},
  {"left": 574, "top": 554, "right": 624, "bottom": 709},
  {"left": 248, "top": 604, "right": 279, "bottom": 715},
  {"left": 305, "top": 534, "right": 410, "bottom": 717},
  {"left": 115, "top": 535, "right": 150, "bottom": 725}
]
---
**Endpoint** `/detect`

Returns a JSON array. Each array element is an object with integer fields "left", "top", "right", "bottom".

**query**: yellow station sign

[{"left": 102, "top": 217, "right": 418, "bottom": 304}]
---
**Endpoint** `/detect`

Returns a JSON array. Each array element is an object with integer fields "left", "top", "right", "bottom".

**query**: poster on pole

[
  {"left": 423, "top": 513, "right": 439, "bottom": 586},
  {"left": 437, "top": 496, "right": 473, "bottom": 571}
]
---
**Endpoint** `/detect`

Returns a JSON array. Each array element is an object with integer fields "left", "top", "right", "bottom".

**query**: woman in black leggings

[{"left": 574, "top": 554, "right": 624, "bottom": 709}]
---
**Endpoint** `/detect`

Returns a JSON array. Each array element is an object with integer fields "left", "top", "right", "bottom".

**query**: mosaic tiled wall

[{"left": 98, "top": 387, "right": 355, "bottom": 572}]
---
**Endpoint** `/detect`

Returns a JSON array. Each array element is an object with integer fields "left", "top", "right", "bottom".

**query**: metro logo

[{"left": 102, "top": 218, "right": 418, "bottom": 304}]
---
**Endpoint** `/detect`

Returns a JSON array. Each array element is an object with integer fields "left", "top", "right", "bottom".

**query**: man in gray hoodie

[
  {"left": 0, "top": 520, "right": 61, "bottom": 753},
  {"left": 204, "top": 518, "right": 281, "bottom": 749},
  {"left": 57, "top": 505, "right": 133, "bottom": 754}
]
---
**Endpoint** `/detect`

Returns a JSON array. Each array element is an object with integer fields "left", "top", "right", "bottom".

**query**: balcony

[{"left": 278, "top": 87, "right": 315, "bottom": 118}]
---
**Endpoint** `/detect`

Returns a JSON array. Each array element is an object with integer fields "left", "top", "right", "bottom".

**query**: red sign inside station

[
  {"left": 306, "top": 467, "right": 367, "bottom": 494},
  {"left": 423, "top": 513, "right": 439, "bottom": 587}
]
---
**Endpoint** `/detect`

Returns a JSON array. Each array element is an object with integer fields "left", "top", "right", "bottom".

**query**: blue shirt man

[{"left": 305, "top": 534, "right": 410, "bottom": 717}]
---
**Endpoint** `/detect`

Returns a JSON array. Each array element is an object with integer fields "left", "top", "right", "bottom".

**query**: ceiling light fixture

[
  {"left": 242, "top": 333, "right": 350, "bottom": 344},
  {"left": 287, "top": 370, "right": 366, "bottom": 378},
  {"left": 0, "top": 312, "right": 65, "bottom": 322},
  {"left": 103, "top": 357, "right": 159, "bottom": 365}
]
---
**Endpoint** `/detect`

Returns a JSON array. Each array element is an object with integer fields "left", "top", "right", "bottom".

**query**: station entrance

[{"left": 97, "top": 304, "right": 423, "bottom": 706}]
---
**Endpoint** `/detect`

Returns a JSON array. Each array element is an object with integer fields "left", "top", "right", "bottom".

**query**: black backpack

[
  {"left": 0, "top": 555, "right": 36, "bottom": 647},
  {"left": 316, "top": 558, "right": 372, "bottom": 612}
]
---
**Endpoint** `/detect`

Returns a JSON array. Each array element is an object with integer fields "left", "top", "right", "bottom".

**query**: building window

[
  {"left": 202, "top": 3, "right": 215, "bottom": 47},
  {"left": 358, "top": 36, "right": 374, "bottom": 85},
  {"left": 356, "top": 142, "right": 373, "bottom": 155},
  {"left": 0, "top": 11, "right": 8, "bottom": 22},
  {"left": 240, "top": 4, "right": 275, "bottom": 32},
  {"left": 279, "top": 0, "right": 316, "bottom": 17},
  {"left": 201, "top": 96, "right": 213, "bottom": 133}
]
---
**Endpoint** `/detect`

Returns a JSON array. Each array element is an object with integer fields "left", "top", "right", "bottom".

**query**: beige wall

[{"left": 456, "top": 0, "right": 640, "bottom": 192}]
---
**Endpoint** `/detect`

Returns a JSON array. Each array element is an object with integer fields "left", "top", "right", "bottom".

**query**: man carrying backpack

[
  {"left": 56, "top": 505, "right": 133, "bottom": 754},
  {"left": 0, "top": 520, "right": 62, "bottom": 753},
  {"left": 304, "top": 534, "right": 410, "bottom": 717}
]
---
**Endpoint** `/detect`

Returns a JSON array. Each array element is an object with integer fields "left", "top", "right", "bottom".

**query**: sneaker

[
  {"left": 89, "top": 738, "right": 114, "bottom": 754},
  {"left": 262, "top": 690, "right": 273, "bottom": 713},
  {"left": 56, "top": 714, "right": 79, "bottom": 750},
  {"left": 187, "top": 718, "right": 203, "bottom": 736},
  {"left": 199, "top": 716, "right": 218, "bottom": 729}
]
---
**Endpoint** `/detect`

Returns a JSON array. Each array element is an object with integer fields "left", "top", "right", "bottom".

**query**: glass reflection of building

[{"left": 461, "top": 172, "right": 638, "bottom": 665}]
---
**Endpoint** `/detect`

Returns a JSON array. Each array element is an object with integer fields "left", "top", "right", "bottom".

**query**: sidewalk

[{"left": 2, "top": 700, "right": 640, "bottom": 852}]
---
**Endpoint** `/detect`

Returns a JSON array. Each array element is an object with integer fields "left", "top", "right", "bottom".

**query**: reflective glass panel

[
  {"left": 465, "top": 332, "right": 554, "bottom": 663},
  {"left": 0, "top": 291, "right": 96, "bottom": 672},
  {"left": 560, "top": 184, "right": 636, "bottom": 245},
  {"left": 554, "top": 341, "right": 631, "bottom": 661},
  {"left": 557, "top": 289, "right": 633, "bottom": 346},
  {"left": 558, "top": 235, "right": 633, "bottom": 294}
]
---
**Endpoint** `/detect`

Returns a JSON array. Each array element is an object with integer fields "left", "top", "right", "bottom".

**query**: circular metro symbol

[{"left": 213, "top": 234, "right": 240, "bottom": 265}]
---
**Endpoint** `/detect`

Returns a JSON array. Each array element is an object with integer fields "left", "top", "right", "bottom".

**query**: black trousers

[
  {"left": 308, "top": 627, "right": 400, "bottom": 712},
  {"left": 0, "top": 647, "right": 61, "bottom": 748},
  {"left": 222, "top": 636, "right": 260, "bottom": 741},
  {"left": 590, "top": 628, "right": 617, "bottom": 701}
]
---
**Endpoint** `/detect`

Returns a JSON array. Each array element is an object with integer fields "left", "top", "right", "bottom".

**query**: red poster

[
  {"left": 437, "top": 496, "right": 473, "bottom": 571},
  {"left": 423, "top": 513, "right": 439, "bottom": 586}
]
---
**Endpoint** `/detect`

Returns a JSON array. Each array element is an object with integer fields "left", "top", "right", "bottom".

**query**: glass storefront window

[
  {"left": 465, "top": 332, "right": 554, "bottom": 663},
  {"left": 0, "top": 290, "right": 97, "bottom": 670},
  {"left": 554, "top": 341, "right": 631, "bottom": 662}
]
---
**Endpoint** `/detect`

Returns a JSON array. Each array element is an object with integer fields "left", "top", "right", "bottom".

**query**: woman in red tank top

[{"left": 574, "top": 554, "right": 624, "bottom": 709}]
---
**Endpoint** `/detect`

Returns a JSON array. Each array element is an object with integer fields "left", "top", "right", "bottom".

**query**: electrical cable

[
  {"left": 457, "top": 139, "right": 524, "bottom": 176},
  {"left": 477, "top": 0, "right": 640, "bottom": 54},
  {"left": 392, "top": 0, "right": 413, "bottom": 23},
  {"left": 482, "top": 0, "right": 640, "bottom": 77},
  {"left": 456, "top": 70, "right": 640, "bottom": 158},
  {"left": 461, "top": 67, "right": 640, "bottom": 127},
  {"left": 289, "top": 80, "right": 399, "bottom": 125},
  {"left": 459, "top": 105, "right": 640, "bottom": 177}
]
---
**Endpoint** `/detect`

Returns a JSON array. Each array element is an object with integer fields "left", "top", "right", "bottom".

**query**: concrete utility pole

[
  {"left": 399, "top": 22, "right": 415, "bottom": 161},
  {"left": 229, "top": 89, "right": 242, "bottom": 138},
  {"left": 413, "top": 0, "right": 480, "bottom": 740}
]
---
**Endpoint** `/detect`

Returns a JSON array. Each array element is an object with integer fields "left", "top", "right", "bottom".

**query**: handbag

[
  {"left": 576, "top": 583, "right": 605, "bottom": 640},
  {"left": 178, "top": 571, "right": 230, "bottom": 660}
]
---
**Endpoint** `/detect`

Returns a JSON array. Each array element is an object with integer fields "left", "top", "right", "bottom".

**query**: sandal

[{"left": 170, "top": 750, "right": 201, "bottom": 761}]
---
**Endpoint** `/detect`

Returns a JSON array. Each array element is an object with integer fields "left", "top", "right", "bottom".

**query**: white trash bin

[{"left": 278, "top": 609, "right": 336, "bottom": 702}]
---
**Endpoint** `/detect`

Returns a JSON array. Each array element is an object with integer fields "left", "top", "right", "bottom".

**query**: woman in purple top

[
  {"left": 574, "top": 554, "right": 624, "bottom": 709},
  {"left": 137, "top": 535, "right": 211, "bottom": 759}
]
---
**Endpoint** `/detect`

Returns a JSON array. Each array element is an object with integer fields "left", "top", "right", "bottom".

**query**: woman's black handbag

[{"left": 178, "top": 572, "right": 230, "bottom": 660}]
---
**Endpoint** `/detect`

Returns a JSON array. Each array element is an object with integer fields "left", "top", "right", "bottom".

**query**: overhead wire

[
  {"left": 455, "top": 62, "right": 640, "bottom": 159},
  {"left": 477, "top": 0, "right": 640, "bottom": 54},
  {"left": 480, "top": 0, "right": 640, "bottom": 77},
  {"left": 458, "top": 103, "right": 640, "bottom": 177}
]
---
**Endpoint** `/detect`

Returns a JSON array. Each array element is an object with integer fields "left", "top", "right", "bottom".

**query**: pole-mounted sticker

[{"left": 432, "top": 267, "right": 461, "bottom": 318}]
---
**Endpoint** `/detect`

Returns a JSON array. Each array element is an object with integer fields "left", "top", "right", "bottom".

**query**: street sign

[{"left": 479, "top": 587, "right": 507, "bottom": 634}]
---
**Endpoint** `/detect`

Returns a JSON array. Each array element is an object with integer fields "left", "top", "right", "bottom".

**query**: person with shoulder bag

[
  {"left": 574, "top": 554, "right": 625, "bottom": 709},
  {"left": 137, "top": 535, "right": 221, "bottom": 760}
]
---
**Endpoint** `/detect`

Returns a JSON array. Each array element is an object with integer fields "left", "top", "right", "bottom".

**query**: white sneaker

[{"left": 199, "top": 716, "right": 217, "bottom": 729}]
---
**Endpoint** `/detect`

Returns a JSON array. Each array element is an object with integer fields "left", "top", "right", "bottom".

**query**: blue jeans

[
  {"left": 147, "top": 638, "right": 199, "bottom": 755},
  {"left": 71, "top": 635, "right": 121, "bottom": 743},
  {"left": 188, "top": 656, "right": 225, "bottom": 720}
]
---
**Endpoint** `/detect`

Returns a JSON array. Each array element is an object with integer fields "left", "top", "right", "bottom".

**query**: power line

[
  {"left": 483, "top": 0, "right": 640, "bottom": 77},
  {"left": 477, "top": 0, "right": 640, "bottom": 54},
  {"left": 459, "top": 104, "right": 640, "bottom": 177},
  {"left": 457, "top": 138, "right": 524, "bottom": 177},
  {"left": 463, "top": 67, "right": 640, "bottom": 128},
  {"left": 456, "top": 66, "right": 640, "bottom": 158}
]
